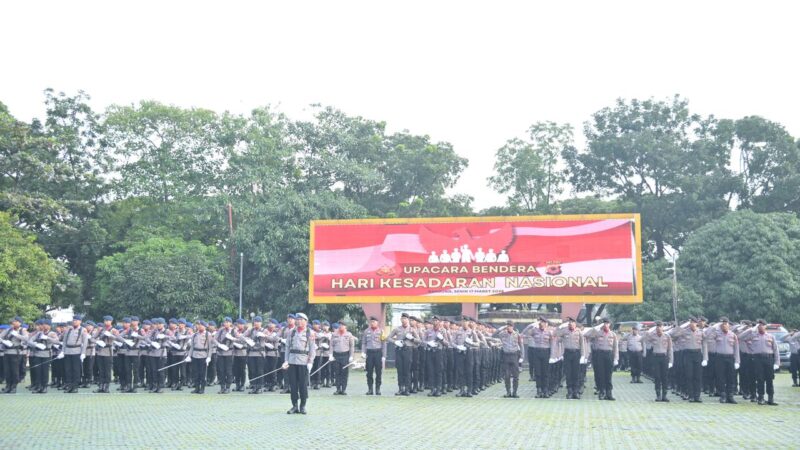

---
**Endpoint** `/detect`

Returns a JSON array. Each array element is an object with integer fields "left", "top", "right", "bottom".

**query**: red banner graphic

[{"left": 309, "top": 214, "right": 643, "bottom": 304}]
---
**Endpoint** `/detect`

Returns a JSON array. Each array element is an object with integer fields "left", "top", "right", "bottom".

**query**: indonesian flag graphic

[{"left": 310, "top": 216, "right": 640, "bottom": 301}]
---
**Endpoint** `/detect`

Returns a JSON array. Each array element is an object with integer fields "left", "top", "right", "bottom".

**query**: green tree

[
  {"left": 94, "top": 237, "right": 233, "bottom": 320},
  {"left": 679, "top": 210, "right": 800, "bottom": 327},
  {"left": 564, "top": 96, "right": 739, "bottom": 258},
  {"left": 105, "top": 101, "right": 230, "bottom": 202},
  {"left": 0, "top": 211, "right": 59, "bottom": 321},
  {"left": 489, "top": 122, "right": 572, "bottom": 212},
  {"left": 607, "top": 259, "right": 703, "bottom": 322},
  {"left": 734, "top": 116, "right": 800, "bottom": 213},
  {"left": 234, "top": 189, "right": 368, "bottom": 319}
]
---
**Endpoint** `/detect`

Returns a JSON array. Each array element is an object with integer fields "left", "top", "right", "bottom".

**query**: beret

[
  {"left": 296, "top": 313, "right": 308, "bottom": 320},
  {"left": 122, "top": 317, "right": 131, "bottom": 323},
  {"left": 253, "top": 316, "right": 263, "bottom": 322},
  {"left": 103, "top": 315, "right": 114, "bottom": 322},
  {"left": 130, "top": 316, "right": 140, "bottom": 322},
  {"left": 223, "top": 317, "right": 232, "bottom": 323},
  {"left": 236, "top": 318, "right": 247, "bottom": 324}
]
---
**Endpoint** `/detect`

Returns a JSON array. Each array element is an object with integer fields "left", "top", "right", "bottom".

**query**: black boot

[
  {"left": 661, "top": 388, "right": 669, "bottom": 402},
  {"left": 299, "top": 401, "right": 307, "bottom": 414},
  {"left": 766, "top": 395, "right": 778, "bottom": 406},
  {"left": 512, "top": 379, "right": 519, "bottom": 398},
  {"left": 503, "top": 379, "right": 511, "bottom": 398},
  {"left": 726, "top": 394, "right": 737, "bottom": 404},
  {"left": 757, "top": 395, "right": 764, "bottom": 405},
  {"left": 366, "top": 384, "right": 373, "bottom": 395},
  {"left": 605, "top": 389, "right": 615, "bottom": 401},
  {"left": 287, "top": 404, "right": 299, "bottom": 414},
  {"left": 375, "top": 384, "right": 381, "bottom": 396}
]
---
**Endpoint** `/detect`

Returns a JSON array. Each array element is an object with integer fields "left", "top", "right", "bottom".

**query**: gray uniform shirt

[
  {"left": 388, "top": 325, "right": 421, "bottom": 349},
  {"left": 583, "top": 327, "right": 620, "bottom": 361},
  {"left": 554, "top": 327, "right": 587, "bottom": 358},
  {"left": 285, "top": 327, "right": 317, "bottom": 365},
  {"left": 331, "top": 330, "right": 355, "bottom": 356},
  {"left": 1, "top": 327, "right": 29, "bottom": 355},
  {"left": 189, "top": 331, "right": 214, "bottom": 359},
  {"left": 62, "top": 326, "right": 88, "bottom": 355},
  {"left": 92, "top": 326, "right": 116, "bottom": 357},
  {"left": 644, "top": 331, "right": 674, "bottom": 365},
  {"left": 361, "top": 327, "right": 387, "bottom": 356},
  {"left": 739, "top": 328, "right": 780, "bottom": 366},
  {"left": 494, "top": 328, "right": 522, "bottom": 354},
  {"left": 704, "top": 327, "right": 740, "bottom": 364},
  {"left": 28, "top": 330, "right": 59, "bottom": 358}
]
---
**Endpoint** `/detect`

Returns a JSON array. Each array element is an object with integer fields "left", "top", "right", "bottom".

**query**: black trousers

[
  {"left": 64, "top": 354, "right": 82, "bottom": 388},
  {"left": 146, "top": 356, "right": 165, "bottom": 389},
  {"left": 470, "top": 350, "right": 481, "bottom": 391},
  {"left": 191, "top": 357, "right": 207, "bottom": 389},
  {"left": 714, "top": 354, "right": 736, "bottom": 397},
  {"left": 333, "top": 352, "right": 350, "bottom": 391},
  {"left": 594, "top": 350, "right": 613, "bottom": 392},
  {"left": 502, "top": 352, "right": 519, "bottom": 382},
  {"left": 426, "top": 349, "right": 444, "bottom": 390},
  {"left": 684, "top": 349, "right": 702, "bottom": 399},
  {"left": 527, "top": 347, "right": 536, "bottom": 379},
  {"left": 456, "top": 350, "right": 473, "bottom": 389},
  {"left": 233, "top": 356, "right": 247, "bottom": 387},
  {"left": 217, "top": 355, "right": 233, "bottom": 387},
  {"left": 3, "top": 354, "right": 20, "bottom": 387},
  {"left": 531, "top": 348, "right": 550, "bottom": 391},
  {"left": 206, "top": 354, "right": 216, "bottom": 384},
  {"left": 288, "top": 364, "right": 309, "bottom": 407},
  {"left": 81, "top": 355, "right": 95, "bottom": 384},
  {"left": 365, "top": 349, "right": 383, "bottom": 388},
  {"left": 753, "top": 354, "right": 775, "bottom": 398},
  {"left": 652, "top": 354, "right": 668, "bottom": 394},
  {"left": 564, "top": 349, "right": 581, "bottom": 390},
  {"left": 408, "top": 347, "right": 424, "bottom": 389},
  {"left": 629, "top": 351, "right": 643, "bottom": 378},
  {"left": 395, "top": 347, "right": 412, "bottom": 389},
  {"left": 96, "top": 355, "right": 112, "bottom": 385},
  {"left": 30, "top": 356, "right": 49, "bottom": 389},
  {"left": 265, "top": 355, "right": 278, "bottom": 387},
  {"left": 167, "top": 354, "right": 181, "bottom": 386},
  {"left": 247, "top": 354, "right": 264, "bottom": 388},
  {"left": 790, "top": 353, "right": 799, "bottom": 382}
]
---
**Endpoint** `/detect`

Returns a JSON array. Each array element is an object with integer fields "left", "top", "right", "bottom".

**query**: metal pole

[
  {"left": 671, "top": 252, "right": 678, "bottom": 325},
  {"left": 238, "top": 252, "right": 244, "bottom": 319}
]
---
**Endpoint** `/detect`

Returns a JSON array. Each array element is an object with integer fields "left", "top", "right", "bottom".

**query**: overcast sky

[{"left": 2, "top": 1, "right": 798, "bottom": 210}]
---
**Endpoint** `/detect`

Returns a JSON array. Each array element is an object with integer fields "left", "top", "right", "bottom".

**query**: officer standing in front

[
  {"left": 387, "top": 313, "right": 420, "bottom": 396},
  {"left": 282, "top": 312, "right": 316, "bottom": 414},
  {"left": 361, "top": 316, "right": 386, "bottom": 396},
  {"left": 494, "top": 320, "right": 523, "bottom": 398}
]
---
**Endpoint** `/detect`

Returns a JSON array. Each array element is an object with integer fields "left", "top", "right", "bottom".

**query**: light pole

[
  {"left": 238, "top": 252, "right": 244, "bottom": 319},
  {"left": 664, "top": 248, "right": 678, "bottom": 325}
]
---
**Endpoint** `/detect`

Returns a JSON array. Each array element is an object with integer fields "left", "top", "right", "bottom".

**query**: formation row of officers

[{"left": 2, "top": 312, "right": 797, "bottom": 413}]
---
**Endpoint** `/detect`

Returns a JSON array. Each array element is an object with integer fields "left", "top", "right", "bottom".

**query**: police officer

[
  {"left": 282, "top": 312, "right": 316, "bottom": 414},
  {"left": 704, "top": 317, "right": 740, "bottom": 404},
  {"left": 330, "top": 321, "right": 355, "bottom": 395},
  {"left": 361, "top": 316, "right": 386, "bottom": 396},
  {"left": 244, "top": 316, "right": 266, "bottom": 394},
  {"left": 423, "top": 316, "right": 450, "bottom": 397},
  {"left": 450, "top": 316, "right": 477, "bottom": 397},
  {"left": 214, "top": 317, "right": 235, "bottom": 394},
  {"left": 231, "top": 318, "right": 248, "bottom": 391},
  {"left": 583, "top": 318, "right": 619, "bottom": 400},
  {"left": 60, "top": 315, "right": 89, "bottom": 393},
  {"left": 388, "top": 313, "right": 420, "bottom": 396},
  {"left": 786, "top": 330, "right": 800, "bottom": 387},
  {"left": 669, "top": 317, "right": 707, "bottom": 402},
  {"left": 553, "top": 317, "right": 586, "bottom": 399},
  {"left": 523, "top": 317, "right": 555, "bottom": 398},
  {"left": 494, "top": 320, "right": 522, "bottom": 398},
  {"left": 739, "top": 319, "right": 780, "bottom": 405},
  {"left": 28, "top": 319, "right": 58, "bottom": 394},
  {"left": 92, "top": 315, "right": 116, "bottom": 393},
  {"left": 622, "top": 326, "right": 644, "bottom": 383},
  {"left": 1, "top": 316, "right": 28, "bottom": 393},
  {"left": 188, "top": 320, "right": 213, "bottom": 394},
  {"left": 644, "top": 321, "right": 674, "bottom": 402},
  {"left": 263, "top": 319, "right": 281, "bottom": 392}
]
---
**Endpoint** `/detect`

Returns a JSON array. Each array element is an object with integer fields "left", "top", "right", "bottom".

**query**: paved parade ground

[{"left": 1, "top": 370, "right": 798, "bottom": 449}]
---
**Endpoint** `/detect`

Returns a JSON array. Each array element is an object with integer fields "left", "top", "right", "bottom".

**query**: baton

[
  {"left": 309, "top": 358, "right": 337, "bottom": 378},
  {"left": 248, "top": 365, "right": 284, "bottom": 382},
  {"left": 158, "top": 358, "right": 189, "bottom": 371},
  {"left": 29, "top": 356, "right": 60, "bottom": 369}
]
